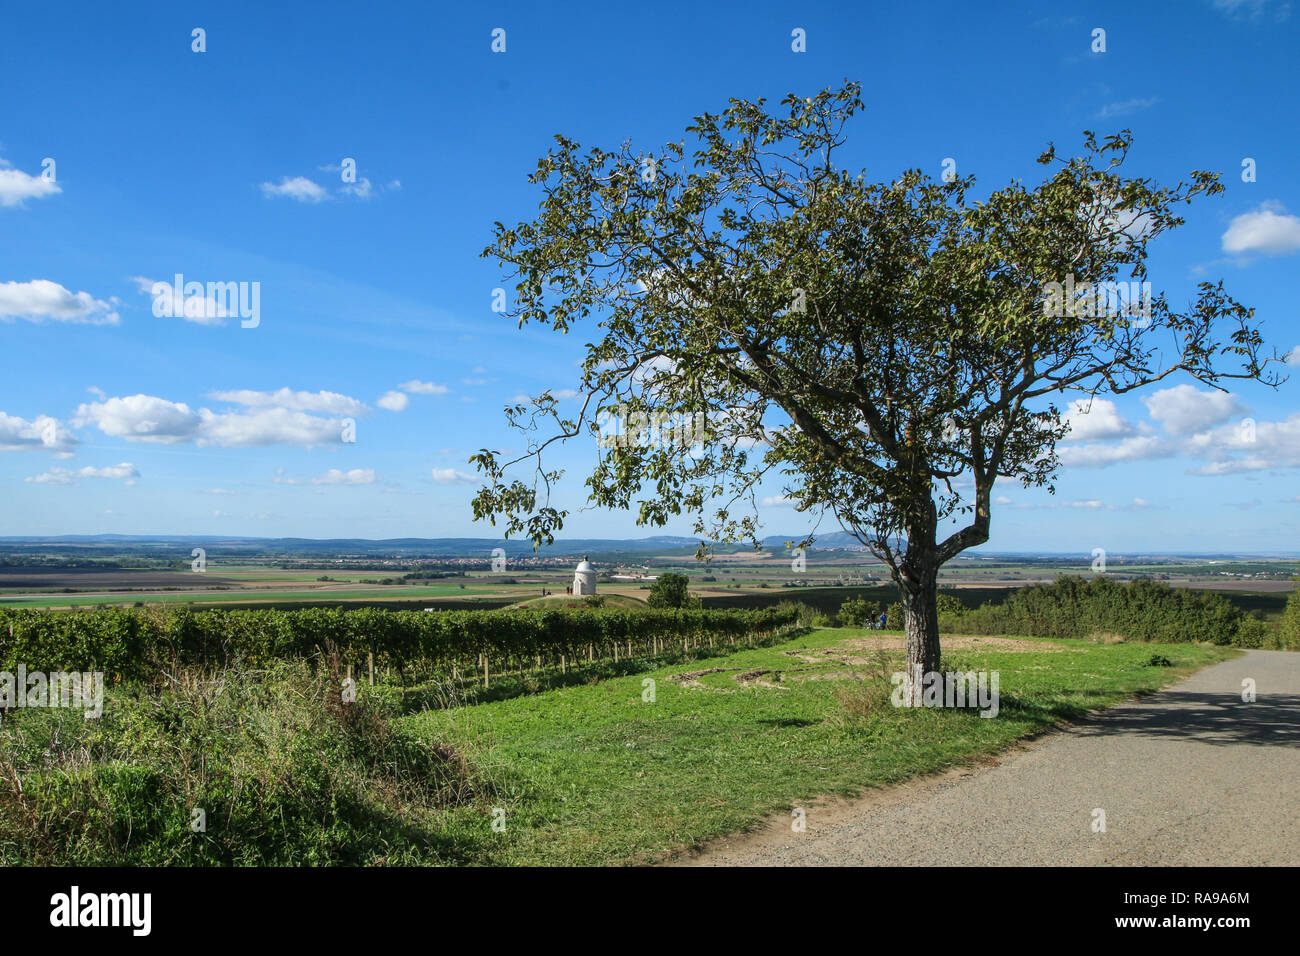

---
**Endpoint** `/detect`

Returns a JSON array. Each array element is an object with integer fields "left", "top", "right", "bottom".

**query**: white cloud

[
  {"left": 1062, "top": 398, "right": 1133, "bottom": 442},
  {"left": 195, "top": 407, "right": 347, "bottom": 447},
  {"left": 340, "top": 177, "right": 372, "bottom": 199},
  {"left": 377, "top": 390, "right": 410, "bottom": 412},
  {"left": 0, "top": 161, "right": 61, "bottom": 207},
  {"left": 74, "top": 393, "right": 351, "bottom": 447},
  {"left": 1096, "top": 97, "right": 1159, "bottom": 119},
  {"left": 761, "top": 495, "right": 794, "bottom": 507},
  {"left": 132, "top": 276, "right": 228, "bottom": 326},
  {"left": 1057, "top": 435, "right": 1172, "bottom": 467},
  {"left": 26, "top": 462, "right": 139, "bottom": 485},
  {"left": 0, "top": 279, "right": 119, "bottom": 325},
  {"left": 1212, "top": 0, "right": 1292, "bottom": 22},
  {"left": 317, "top": 164, "right": 401, "bottom": 200},
  {"left": 431, "top": 467, "right": 477, "bottom": 485},
  {"left": 398, "top": 380, "right": 449, "bottom": 395},
  {"left": 1221, "top": 202, "right": 1300, "bottom": 256},
  {"left": 1188, "top": 457, "right": 1275, "bottom": 475},
  {"left": 312, "top": 468, "right": 376, "bottom": 485},
  {"left": 1054, "top": 388, "right": 1300, "bottom": 474},
  {"left": 269, "top": 168, "right": 396, "bottom": 202},
  {"left": 260, "top": 176, "right": 328, "bottom": 203},
  {"left": 73, "top": 395, "right": 201, "bottom": 443},
  {"left": 1184, "top": 412, "right": 1300, "bottom": 472},
  {"left": 24, "top": 469, "right": 70, "bottom": 484},
  {"left": 1286, "top": 345, "right": 1300, "bottom": 367},
  {"left": 0, "top": 412, "right": 77, "bottom": 452},
  {"left": 206, "top": 388, "right": 367, "bottom": 416},
  {"left": 1141, "top": 384, "right": 1247, "bottom": 435}
]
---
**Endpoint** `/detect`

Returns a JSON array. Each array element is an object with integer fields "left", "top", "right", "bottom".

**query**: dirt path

[{"left": 673, "top": 650, "right": 1300, "bottom": 866}]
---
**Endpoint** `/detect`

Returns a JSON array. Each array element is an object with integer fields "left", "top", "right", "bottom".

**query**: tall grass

[{"left": 0, "top": 661, "right": 499, "bottom": 865}]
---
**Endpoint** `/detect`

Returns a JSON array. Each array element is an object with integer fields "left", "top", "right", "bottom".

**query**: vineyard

[{"left": 0, "top": 603, "right": 806, "bottom": 687}]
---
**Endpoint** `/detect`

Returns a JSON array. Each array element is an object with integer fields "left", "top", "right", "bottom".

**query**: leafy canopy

[{"left": 472, "top": 81, "right": 1282, "bottom": 584}]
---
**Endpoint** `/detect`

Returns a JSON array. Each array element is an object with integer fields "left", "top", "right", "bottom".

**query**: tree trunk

[{"left": 901, "top": 548, "right": 941, "bottom": 707}]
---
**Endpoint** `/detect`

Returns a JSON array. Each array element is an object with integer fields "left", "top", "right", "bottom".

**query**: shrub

[
  {"left": 1232, "top": 614, "right": 1270, "bottom": 649},
  {"left": 935, "top": 592, "right": 965, "bottom": 618},
  {"left": 838, "top": 598, "right": 877, "bottom": 627},
  {"left": 646, "top": 572, "right": 697, "bottom": 609},
  {"left": 1280, "top": 588, "right": 1300, "bottom": 649},
  {"left": 775, "top": 600, "right": 818, "bottom": 628},
  {"left": 945, "top": 576, "right": 1253, "bottom": 645},
  {"left": 885, "top": 603, "right": 904, "bottom": 630}
]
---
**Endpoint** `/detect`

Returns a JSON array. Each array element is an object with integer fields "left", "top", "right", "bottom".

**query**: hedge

[{"left": 935, "top": 576, "right": 1263, "bottom": 645}]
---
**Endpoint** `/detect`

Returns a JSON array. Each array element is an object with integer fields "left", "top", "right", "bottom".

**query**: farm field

[{"left": 1, "top": 549, "right": 1294, "bottom": 619}]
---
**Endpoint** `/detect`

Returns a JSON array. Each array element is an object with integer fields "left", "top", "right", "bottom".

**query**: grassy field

[{"left": 396, "top": 625, "right": 1238, "bottom": 865}]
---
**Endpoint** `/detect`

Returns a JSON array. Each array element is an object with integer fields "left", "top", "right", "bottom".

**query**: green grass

[{"left": 398, "top": 627, "right": 1238, "bottom": 865}]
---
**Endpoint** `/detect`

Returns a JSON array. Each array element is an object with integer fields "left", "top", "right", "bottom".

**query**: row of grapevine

[{"left": 0, "top": 604, "right": 802, "bottom": 682}]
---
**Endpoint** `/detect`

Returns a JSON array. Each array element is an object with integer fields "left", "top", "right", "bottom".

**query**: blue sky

[{"left": 2, "top": 0, "right": 1298, "bottom": 552}]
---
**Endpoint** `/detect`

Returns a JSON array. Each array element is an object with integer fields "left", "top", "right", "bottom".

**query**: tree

[
  {"left": 646, "top": 572, "right": 697, "bottom": 609},
  {"left": 1283, "top": 577, "right": 1300, "bottom": 649},
  {"left": 471, "top": 82, "right": 1284, "bottom": 703}
]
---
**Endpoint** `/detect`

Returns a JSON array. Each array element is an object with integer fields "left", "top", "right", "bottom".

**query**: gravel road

[{"left": 676, "top": 650, "right": 1300, "bottom": 866}]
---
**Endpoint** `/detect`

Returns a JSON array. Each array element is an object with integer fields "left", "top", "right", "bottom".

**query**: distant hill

[
  {"left": 1, "top": 535, "right": 1292, "bottom": 560},
  {"left": 0, "top": 532, "right": 869, "bottom": 556}
]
